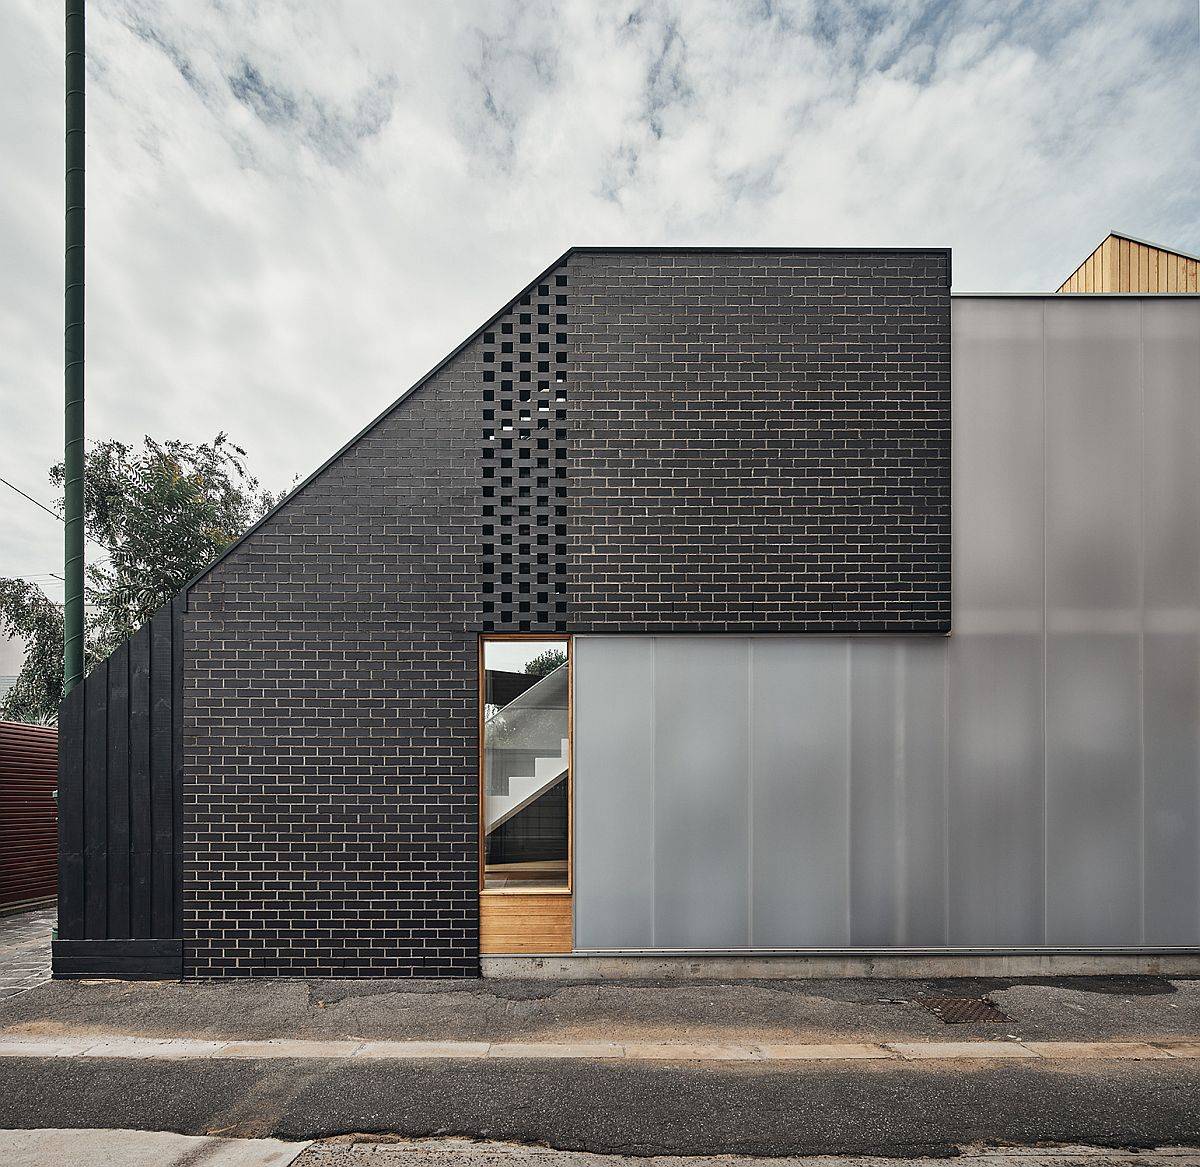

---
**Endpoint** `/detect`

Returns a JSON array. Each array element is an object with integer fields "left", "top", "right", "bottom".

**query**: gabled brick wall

[
  {"left": 184, "top": 349, "right": 485, "bottom": 977},
  {"left": 181, "top": 248, "right": 951, "bottom": 978},
  {"left": 566, "top": 249, "right": 951, "bottom": 633}
]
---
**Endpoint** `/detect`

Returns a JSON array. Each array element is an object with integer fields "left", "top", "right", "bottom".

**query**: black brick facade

[
  {"left": 566, "top": 249, "right": 951, "bottom": 633},
  {"left": 184, "top": 346, "right": 485, "bottom": 977},
  {"left": 177, "top": 248, "right": 950, "bottom": 977}
]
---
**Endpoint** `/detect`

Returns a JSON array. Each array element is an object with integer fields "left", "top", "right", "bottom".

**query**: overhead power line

[
  {"left": 0, "top": 475, "right": 63, "bottom": 522},
  {"left": 0, "top": 472, "right": 113, "bottom": 557}
]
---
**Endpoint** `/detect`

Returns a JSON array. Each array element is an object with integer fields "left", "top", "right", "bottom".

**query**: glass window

[{"left": 482, "top": 638, "right": 569, "bottom": 891}]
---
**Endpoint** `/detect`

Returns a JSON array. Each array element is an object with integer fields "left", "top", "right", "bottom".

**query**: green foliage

[
  {"left": 53, "top": 433, "right": 281, "bottom": 651},
  {"left": 1, "top": 434, "right": 281, "bottom": 724},
  {"left": 524, "top": 648, "right": 567, "bottom": 678},
  {"left": 0, "top": 580, "right": 65, "bottom": 725}
]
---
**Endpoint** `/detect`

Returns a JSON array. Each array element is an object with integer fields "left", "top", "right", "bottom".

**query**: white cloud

[{"left": 1, "top": 0, "right": 1197, "bottom": 602}]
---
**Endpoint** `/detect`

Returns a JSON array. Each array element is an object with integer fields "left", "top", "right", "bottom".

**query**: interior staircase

[{"left": 485, "top": 736, "right": 569, "bottom": 833}]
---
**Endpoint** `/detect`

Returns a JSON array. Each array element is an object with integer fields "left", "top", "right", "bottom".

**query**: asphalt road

[{"left": 1, "top": 1055, "right": 1198, "bottom": 1158}]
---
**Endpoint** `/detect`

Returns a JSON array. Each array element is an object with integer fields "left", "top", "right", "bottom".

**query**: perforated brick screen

[{"left": 482, "top": 271, "right": 569, "bottom": 631}]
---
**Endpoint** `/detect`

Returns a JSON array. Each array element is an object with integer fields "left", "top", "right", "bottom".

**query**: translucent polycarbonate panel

[
  {"left": 847, "top": 640, "right": 901, "bottom": 945},
  {"left": 1043, "top": 300, "right": 1143, "bottom": 944},
  {"left": 950, "top": 298, "right": 1046, "bottom": 630},
  {"left": 571, "top": 301, "right": 1200, "bottom": 953},
  {"left": 1045, "top": 633, "right": 1143, "bottom": 944},
  {"left": 946, "top": 634, "right": 1046, "bottom": 945},
  {"left": 897, "top": 640, "right": 949, "bottom": 946},
  {"left": 1141, "top": 301, "right": 1200, "bottom": 944},
  {"left": 946, "top": 297, "right": 1046, "bottom": 946},
  {"left": 1142, "top": 301, "right": 1200, "bottom": 613},
  {"left": 654, "top": 637, "right": 750, "bottom": 949},
  {"left": 846, "top": 641, "right": 948, "bottom": 946},
  {"left": 750, "top": 639, "right": 850, "bottom": 947},
  {"left": 1143, "top": 633, "right": 1200, "bottom": 943},
  {"left": 572, "top": 637, "right": 655, "bottom": 949},
  {"left": 1044, "top": 299, "right": 1142, "bottom": 618}
]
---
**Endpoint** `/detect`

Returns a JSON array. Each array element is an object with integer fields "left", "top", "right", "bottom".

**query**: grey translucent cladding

[
  {"left": 1142, "top": 300, "right": 1200, "bottom": 945},
  {"left": 846, "top": 640, "right": 895, "bottom": 943},
  {"left": 946, "top": 634, "right": 1045, "bottom": 945},
  {"left": 572, "top": 637, "right": 654, "bottom": 949},
  {"left": 575, "top": 636, "right": 952, "bottom": 951},
  {"left": 1045, "top": 632, "right": 1143, "bottom": 944},
  {"left": 950, "top": 296, "right": 1045, "bottom": 629},
  {"left": 895, "top": 640, "right": 949, "bottom": 946},
  {"left": 1143, "top": 632, "right": 1200, "bottom": 943},
  {"left": 1043, "top": 298, "right": 1142, "bottom": 619},
  {"left": 573, "top": 298, "right": 1200, "bottom": 953},
  {"left": 946, "top": 296, "right": 1047, "bottom": 946},
  {"left": 750, "top": 639, "right": 849, "bottom": 947},
  {"left": 1042, "top": 299, "right": 1144, "bottom": 945},
  {"left": 653, "top": 638, "right": 750, "bottom": 949}
]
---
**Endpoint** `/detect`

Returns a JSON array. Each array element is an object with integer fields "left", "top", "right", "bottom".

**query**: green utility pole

[{"left": 63, "top": 0, "right": 85, "bottom": 695}]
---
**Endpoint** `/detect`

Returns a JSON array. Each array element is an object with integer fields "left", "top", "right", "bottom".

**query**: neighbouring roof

[{"left": 1058, "top": 231, "right": 1200, "bottom": 293}]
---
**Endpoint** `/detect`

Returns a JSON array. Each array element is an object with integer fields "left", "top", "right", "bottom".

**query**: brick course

[{"left": 566, "top": 250, "right": 951, "bottom": 633}]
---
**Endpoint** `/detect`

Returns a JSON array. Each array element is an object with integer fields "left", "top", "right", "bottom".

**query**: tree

[
  {"left": 0, "top": 434, "right": 281, "bottom": 724},
  {"left": 524, "top": 648, "right": 567, "bottom": 678},
  {"left": 0, "top": 580, "right": 64, "bottom": 725}
]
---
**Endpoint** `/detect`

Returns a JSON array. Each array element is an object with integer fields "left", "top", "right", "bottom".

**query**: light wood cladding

[
  {"left": 1059, "top": 233, "right": 1199, "bottom": 293},
  {"left": 480, "top": 893, "right": 573, "bottom": 954}
]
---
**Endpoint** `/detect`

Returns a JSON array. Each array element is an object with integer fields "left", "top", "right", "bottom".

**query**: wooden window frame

[{"left": 478, "top": 632, "right": 573, "bottom": 898}]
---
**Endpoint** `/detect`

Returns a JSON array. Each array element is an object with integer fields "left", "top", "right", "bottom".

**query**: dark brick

[
  {"left": 181, "top": 247, "right": 951, "bottom": 978},
  {"left": 565, "top": 249, "right": 951, "bottom": 633},
  {"left": 183, "top": 339, "right": 485, "bottom": 978}
]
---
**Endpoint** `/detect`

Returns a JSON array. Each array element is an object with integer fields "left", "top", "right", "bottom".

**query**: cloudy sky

[{"left": 2, "top": 0, "right": 1198, "bottom": 604}]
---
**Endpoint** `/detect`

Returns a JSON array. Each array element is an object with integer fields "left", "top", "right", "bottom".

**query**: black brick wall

[
  {"left": 180, "top": 248, "right": 949, "bottom": 978},
  {"left": 184, "top": 346, "right": 484, "bottom": 977},
  {"left": 566, "top": 249, "right": 951, "bottom": 633}
]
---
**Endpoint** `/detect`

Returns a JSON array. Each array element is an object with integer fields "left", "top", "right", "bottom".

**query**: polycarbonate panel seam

[{"left": 1138, "top": 299, "right": 1146, "bottom": 947}]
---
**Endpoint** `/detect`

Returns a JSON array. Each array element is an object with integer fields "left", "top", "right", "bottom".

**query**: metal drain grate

[{"left": 918, "top": 996, "right": 1009, "bottom": 1024}]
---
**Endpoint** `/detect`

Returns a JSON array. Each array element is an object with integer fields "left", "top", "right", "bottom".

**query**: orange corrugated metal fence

[{"left": 0, "top": 721, "right": 58, "bottom": 912}]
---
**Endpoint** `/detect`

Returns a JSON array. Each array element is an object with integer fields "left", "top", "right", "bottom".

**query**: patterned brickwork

[
  {"left": 566, "top": 249, "right": 952, "bottom": 633},
  {"left": 184, "top": 348, "right": 484, "bottom": 977},
  {"left": 482, "top": 270, "right": 570, "bottom": 631}
]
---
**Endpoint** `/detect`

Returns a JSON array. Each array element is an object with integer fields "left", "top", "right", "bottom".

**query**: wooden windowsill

[{"left": 481, "top": 887, "right": 572, "bottom": 897}]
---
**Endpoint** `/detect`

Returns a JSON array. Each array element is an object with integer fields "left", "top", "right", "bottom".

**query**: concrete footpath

[
  {"left": 2, "top": 1030, "right": 1199, "bottom": 1062},
  {"left": 4, "top": 1132, "right": 1200, "bottom": 1167}
]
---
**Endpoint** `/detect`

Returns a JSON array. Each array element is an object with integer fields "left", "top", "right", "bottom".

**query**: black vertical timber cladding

[
  {"left": 128, "top": 627, "right": 152, "bottom": 937},
  {"left": 172, "top": 594, "right": 185, "bottom": 939},
  {"left": 82, "top": 658, "right": 107, "bottom": 938},
  {"left": 150, "top": 604, "right": 175, "bottom": 937},
  {"left": 53, "top": 603, "right": 184, "bottom": 977},
  {"left": 56, "top": 684, "right": 84, "bottom": 938},
  {"left": 106, "top": 642, "right": 130, "bottom": 938}
]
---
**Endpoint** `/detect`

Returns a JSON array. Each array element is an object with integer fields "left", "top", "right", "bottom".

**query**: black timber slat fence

[{"left": 53, "top": 595, "right": 185, "bottom": 977}]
